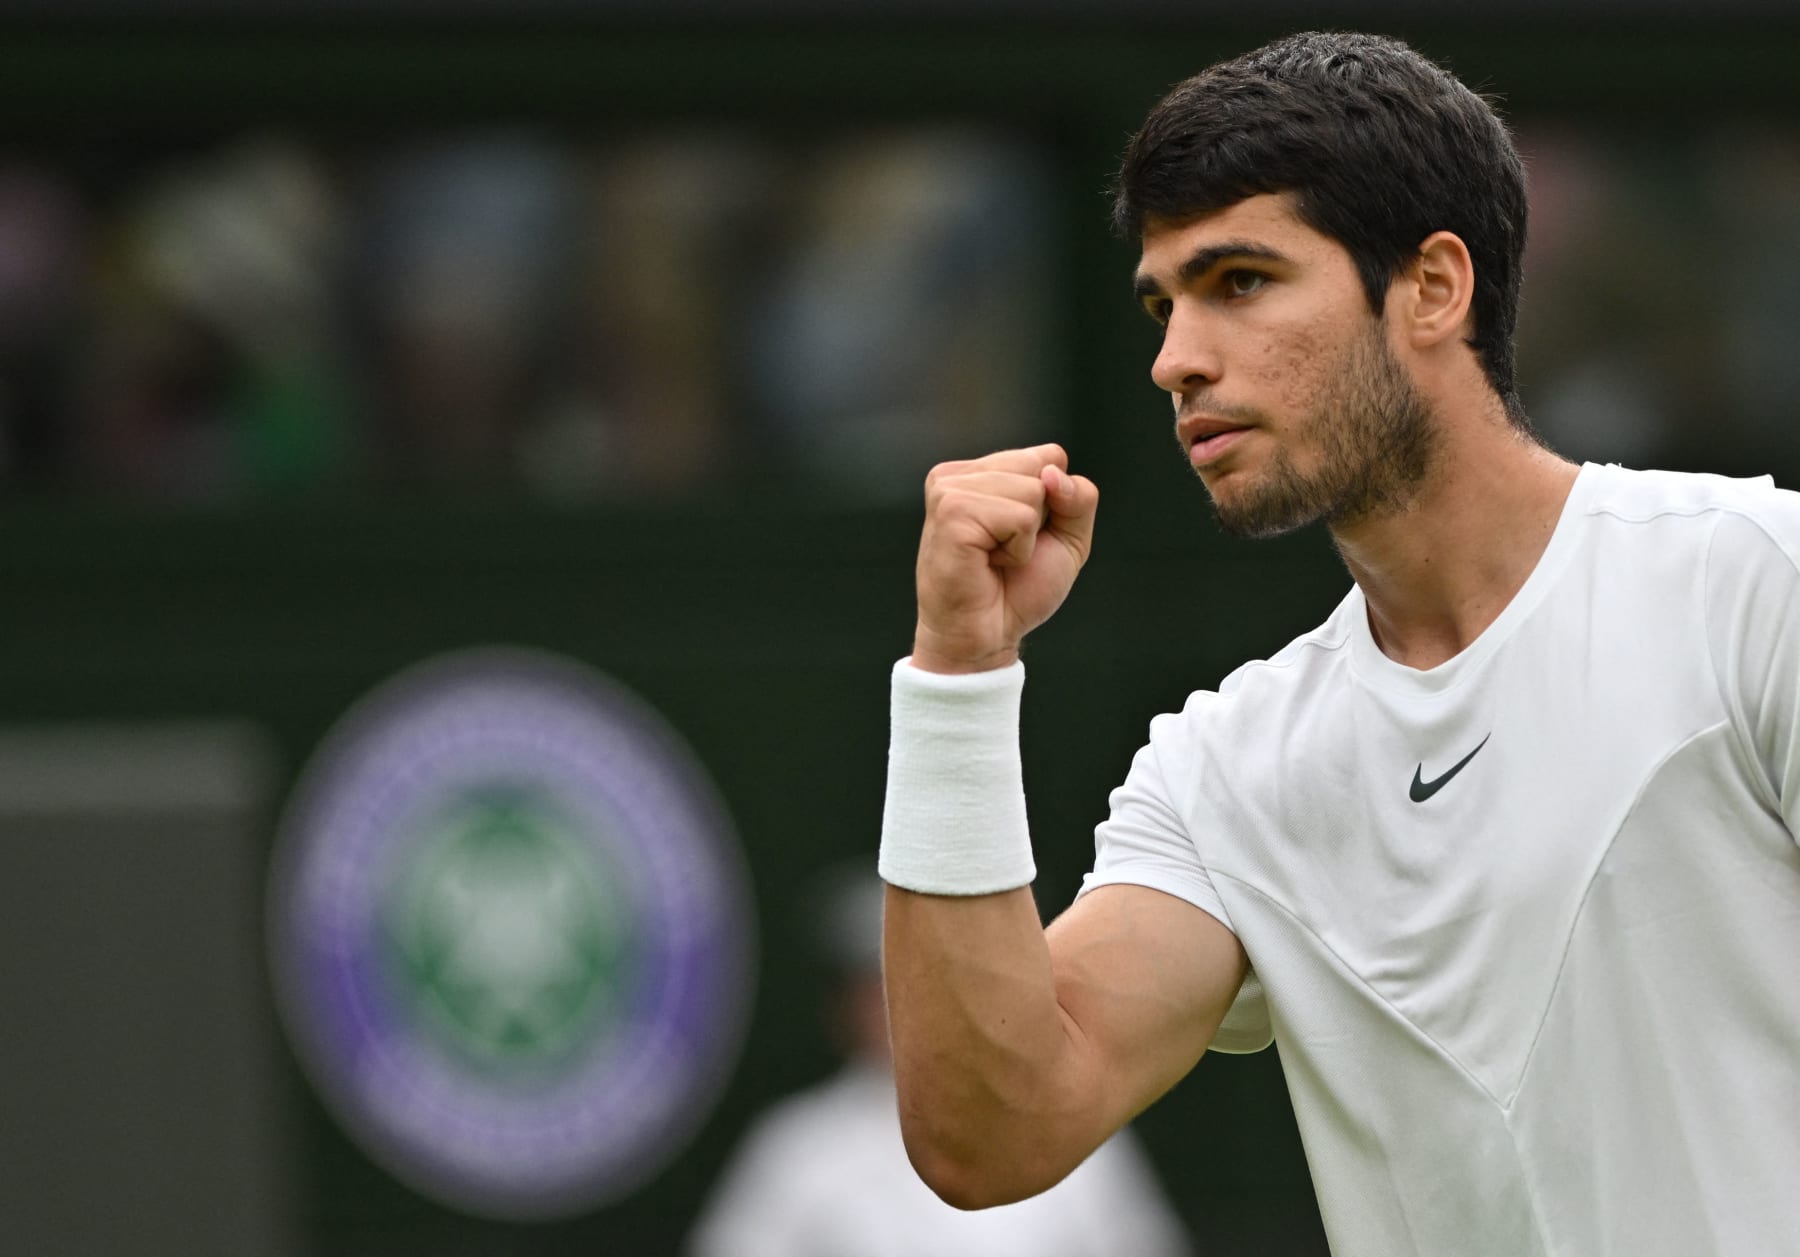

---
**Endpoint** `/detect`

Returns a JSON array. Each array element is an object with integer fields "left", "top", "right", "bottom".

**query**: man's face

[{"left": 1133, "top": 193, "right": 1437, "bottom": 538}]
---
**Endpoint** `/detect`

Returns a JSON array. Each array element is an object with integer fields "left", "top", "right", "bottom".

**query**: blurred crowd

[
  {"left": 0, "top": 126, "right": 1052, "bottom": 506},
  {"left": 0, "top": 120, "right": 1796, "bottom": 508},
  {"left": 1514, "top": 124, "right": 1800, "bottom": 476}
]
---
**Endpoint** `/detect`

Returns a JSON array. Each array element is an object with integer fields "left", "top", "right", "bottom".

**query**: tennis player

[{"left": 879, "top": 31, "right": 1800, "bottom": 1255}]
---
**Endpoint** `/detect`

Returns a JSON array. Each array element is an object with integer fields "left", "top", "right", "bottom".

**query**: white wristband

[{"left": 879, "top": 657, "right": 1036, "bottom": 895}]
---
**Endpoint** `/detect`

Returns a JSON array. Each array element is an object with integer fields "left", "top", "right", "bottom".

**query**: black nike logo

[{"left": 1409, "top": 734, "right": 1491, "bottom": 803}]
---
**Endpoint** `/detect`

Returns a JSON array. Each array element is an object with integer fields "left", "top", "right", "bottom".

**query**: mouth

[{"left": 1181, "top": 420, "right": 1254, "bottom": 468}]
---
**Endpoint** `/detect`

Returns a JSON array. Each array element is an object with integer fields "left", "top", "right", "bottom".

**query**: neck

[{"left": 1331, "top": 417, "right": 1579, "bottom": 671}]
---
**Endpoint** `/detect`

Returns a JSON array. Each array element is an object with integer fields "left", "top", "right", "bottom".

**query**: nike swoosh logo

[{"left": 1409, "top": 734, "right": 1491, "bottom": 803}]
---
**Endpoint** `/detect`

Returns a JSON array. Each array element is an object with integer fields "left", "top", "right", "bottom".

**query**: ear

[{"left": 1398, "top": 231, "right": 1475, "bottom": 350}]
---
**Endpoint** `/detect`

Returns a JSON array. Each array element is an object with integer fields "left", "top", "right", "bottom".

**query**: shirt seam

[
  {"left": 1207, "top": 868, "right": 1509, "bottom": 1108},
  {"left": 1495, "top": 718, "right": 1729, "bottom": 1257},
  {"left": 1504, "top": 717, "right": 1730, "bottom": 1112},
  {"left": 1226, "top": 626, "right": 1353, "bottom": 685},
  {"left": 1210, "top": 879, "right": 1558, "bottom": 1253},
  {"left": 1585, "top": 499, "right": 1763, "bottom": 526}
]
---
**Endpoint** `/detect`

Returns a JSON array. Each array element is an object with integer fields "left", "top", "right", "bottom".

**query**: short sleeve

[
  {"left": 1077, "top": 706, "right": 1273, "bottom": 1053},
  {"left": 1706, "top": 503, "right": 1800, "bottom": 842}
]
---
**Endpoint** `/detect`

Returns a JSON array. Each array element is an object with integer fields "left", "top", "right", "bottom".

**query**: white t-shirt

[
  {"left": 686, "top": 1062, "right": 1191, "bottom": 1257},
  {"left": 1083, "top": 463, "right": 1800, "bottom": 1256}
]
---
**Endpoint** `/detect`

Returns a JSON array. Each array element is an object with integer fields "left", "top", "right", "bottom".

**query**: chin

[{"left": 1206, "top": 479, "right": 1325, "bottom": 540}]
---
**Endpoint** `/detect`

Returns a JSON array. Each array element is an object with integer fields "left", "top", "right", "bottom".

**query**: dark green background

[{"left": 2, "top": 17, "right": 1796, "bottom": 1255}]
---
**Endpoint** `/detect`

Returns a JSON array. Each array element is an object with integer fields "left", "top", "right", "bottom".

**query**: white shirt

[
  {"left": 1084, "top": 463, "right": 1800, "bottom": 1256},
  {"left": 687, "top": 1062, "right": 1192, "bottom": 1257}
]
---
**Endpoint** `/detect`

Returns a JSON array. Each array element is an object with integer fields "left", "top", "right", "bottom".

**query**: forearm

[
  {"left": 882, "top": 884, "right": 1104, "bottom": 1208},
  {"left": 877, "top": 448, "right": 1106, "bottom": 1205},
  {"left": 877, "top": 658, "right": 1107, "bottom": 1205}
]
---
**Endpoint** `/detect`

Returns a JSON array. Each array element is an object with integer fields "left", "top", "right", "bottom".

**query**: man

[
  {"left": 687, "top": 870, "right": 1190, "bottom": 1257},
  {"left": 879, "top": 30, "right": 1800, "bottom": 1257}
]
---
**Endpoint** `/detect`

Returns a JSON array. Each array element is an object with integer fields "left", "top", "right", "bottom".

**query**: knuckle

[
  {"left": 934, "top": 485, "right": 977, "bottom": 516},
  {"left": 925, "top": 459, "right": 967, "bottom": 487},
  {"left": 924, "top": 477, "right": 966, "bottom": 514}
]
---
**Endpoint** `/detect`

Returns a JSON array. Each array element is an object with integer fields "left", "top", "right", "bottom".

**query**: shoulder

[
  {"left": 1172, "top": 589, "right": 1359, "bottom": 714},
  {"left": 1583, "top": 462, "right": 1797, "bottom": 534},
  {"left": 1218, "top": 591, "right": 1361, "bottom": 694},
  {"left": 1139, "top": 588, "right": 1359, "bottom": 759},
  {"left": 1581, "top": 462, "right": 1800, "bottom": 579}
]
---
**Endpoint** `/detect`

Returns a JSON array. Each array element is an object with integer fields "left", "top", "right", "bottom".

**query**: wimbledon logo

[{"left": 268, "top": 648, "right": 755, "bottom": 1220}]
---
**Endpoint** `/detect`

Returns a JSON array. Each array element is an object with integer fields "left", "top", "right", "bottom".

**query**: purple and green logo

[{"left": 269, "top": 648, "right": 754, "bottom": 1219}]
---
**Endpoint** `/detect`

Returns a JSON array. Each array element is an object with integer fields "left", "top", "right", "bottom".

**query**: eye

[
  {"left": 1222, "top": 269, "right": 1268, "bottom": 298},
  {"left": 1141, "top": 296, "right": 1172, "bottom": 327}
]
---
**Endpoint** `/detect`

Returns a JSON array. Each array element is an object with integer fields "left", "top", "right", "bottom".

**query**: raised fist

[{"left": 910, "top": 443, "right": 1100, "bottom": 675}]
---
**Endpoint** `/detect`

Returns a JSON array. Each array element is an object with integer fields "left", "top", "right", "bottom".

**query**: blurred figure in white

[{"left": 688, "top": 869, "right": 1193, "bottom": 1257}]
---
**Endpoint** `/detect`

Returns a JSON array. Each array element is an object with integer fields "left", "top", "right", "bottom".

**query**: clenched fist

[{"left": 911, "top": 444, "right": 1101, "bottom": 675}]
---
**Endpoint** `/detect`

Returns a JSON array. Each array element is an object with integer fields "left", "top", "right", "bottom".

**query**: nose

[{"left": 1150, "top": 302, "right": 1222, "bottom": 397}]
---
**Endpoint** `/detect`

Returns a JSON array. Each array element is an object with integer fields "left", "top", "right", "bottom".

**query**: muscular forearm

[
  {"left": 882, "top": 884, "right": 1110, "bottom": 1209},
  {"left": 878, "top": 446, "right": 1122, "bottom": 1206}
]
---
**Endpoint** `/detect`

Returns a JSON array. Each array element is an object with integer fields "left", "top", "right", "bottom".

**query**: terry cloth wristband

[{"left": 879, "top": 657, "right": 1036, "bottom": 895}]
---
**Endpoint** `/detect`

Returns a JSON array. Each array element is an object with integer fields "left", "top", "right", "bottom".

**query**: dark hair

[{"left": 1113, "top": 31, "right": 1529, "bottom": 423}]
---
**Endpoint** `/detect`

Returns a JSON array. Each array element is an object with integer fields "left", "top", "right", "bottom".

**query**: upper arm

[
  {"left": 1046, "top": 882, "right": 1248, "bottom": 1135},
  {"left": 1045, "top": 700, "right": 1254, "bottom": 1131}
]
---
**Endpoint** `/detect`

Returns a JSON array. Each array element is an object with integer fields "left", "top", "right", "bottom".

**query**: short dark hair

[{"left": 1113, "top": 31, "right": 1529, "bottom": 423}]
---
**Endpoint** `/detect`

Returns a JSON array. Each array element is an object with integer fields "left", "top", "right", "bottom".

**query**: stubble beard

[{"left": 1201, "top": 325, "right": 1439, "bottom": 540}]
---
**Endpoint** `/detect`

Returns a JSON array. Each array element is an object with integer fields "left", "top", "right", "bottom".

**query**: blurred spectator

[
  {"left": 520, "top": 134, "right": 778, "bottom": 502},
  {"left": 746, "top": 131, "right": 1052, "bottom": 504},
  {"left": 358, "top": 134, "right": 577, "bottom": 492},
  {"left": 688, "top": 869, "right": 1192, "bottom": 1257},
  {"left": 78, "top": 140, "right": 354, "bottom": 500}
]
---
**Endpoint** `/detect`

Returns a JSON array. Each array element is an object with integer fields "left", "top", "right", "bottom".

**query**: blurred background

[{"left": 0, "top": 3, "right": 1795, "bottom": 1254}]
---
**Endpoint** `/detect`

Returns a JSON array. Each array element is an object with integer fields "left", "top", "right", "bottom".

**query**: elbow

[
  {"left": 905, "top": 1144, "right": 1001, "bottom": 1212},
  {"left": 898, "top": 1116, "right": 1068, "bottom": 1211}
]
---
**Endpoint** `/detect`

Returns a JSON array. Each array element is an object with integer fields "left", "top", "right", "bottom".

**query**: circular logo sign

[{"left": 268, "top": 648, "right": 754, "bottom": 1219}]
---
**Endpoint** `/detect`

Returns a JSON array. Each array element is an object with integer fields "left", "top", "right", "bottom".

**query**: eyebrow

[{"left": 1133, "top": 241, "right": 1291, "bottom": 300}]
